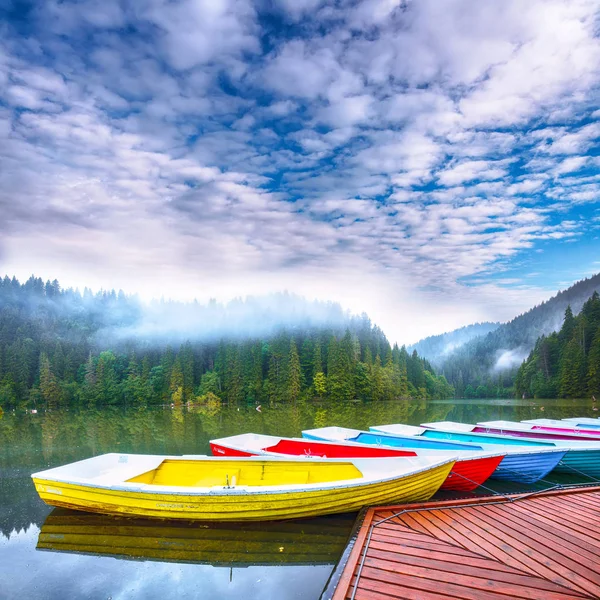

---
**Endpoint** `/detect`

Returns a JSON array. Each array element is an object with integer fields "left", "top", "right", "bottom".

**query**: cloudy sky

[{"left": 1, "top": 0, "right": 599, "bottom": 344}]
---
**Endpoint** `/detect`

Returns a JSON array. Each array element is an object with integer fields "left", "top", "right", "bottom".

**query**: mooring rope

[{"left": 556, "top": 461, "right": 600, "bottom": 482}]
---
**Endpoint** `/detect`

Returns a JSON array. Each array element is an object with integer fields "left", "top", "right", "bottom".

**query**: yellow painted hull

[{"left": 33, "top": 461, "right": 452, "bottom": 521}]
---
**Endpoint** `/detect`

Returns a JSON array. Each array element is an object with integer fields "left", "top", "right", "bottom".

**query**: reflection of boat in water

[{"left": 36, "top": 509, "right": 355, "bottom": 566}]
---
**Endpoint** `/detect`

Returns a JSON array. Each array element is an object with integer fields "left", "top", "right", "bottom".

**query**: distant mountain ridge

[
  {"left": 408, "top": 322, "right": 500, "bottom": 367},
  {"left": 416, "top": 273, "right": 600, "bottom": 396}
]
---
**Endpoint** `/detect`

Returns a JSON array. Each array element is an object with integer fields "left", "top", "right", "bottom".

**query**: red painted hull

[
  {"left": 210, "top": 443, "right": 255, "bottom": 457},
  {"left": 210, "top": 439, "right": 503, "bottom": 491},
  {"left": 442, "top": 454, "right": 504, "bottom": 491}
]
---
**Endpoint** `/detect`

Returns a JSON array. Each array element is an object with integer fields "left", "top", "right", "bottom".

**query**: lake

[{"left": 1, "top": 397, "right": 598, "bottom": 599}]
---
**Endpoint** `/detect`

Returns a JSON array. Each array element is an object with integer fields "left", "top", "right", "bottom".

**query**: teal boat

[{"left": 371, "top": 422, "right": 600, "bottom": 479}]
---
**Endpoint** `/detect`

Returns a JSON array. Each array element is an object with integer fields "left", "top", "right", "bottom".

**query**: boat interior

[
  {"left": 262, "top": 439, "right": 417, "bottom": 458},
  {"left": 126, "top": 459, "right": 363, "bottom": 487}
]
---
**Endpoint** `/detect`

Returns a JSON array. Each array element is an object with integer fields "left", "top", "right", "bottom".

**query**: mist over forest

[
  {"left": 410, "top": 273, "right": 600, "bottom": 398},
  {"left": 0, "top": 275, "right": 453, "bottom": 409}
]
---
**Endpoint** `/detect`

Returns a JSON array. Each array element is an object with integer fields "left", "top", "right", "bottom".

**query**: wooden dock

[{"left": 328, "top": 485, "right": 600, "bottom": 600}]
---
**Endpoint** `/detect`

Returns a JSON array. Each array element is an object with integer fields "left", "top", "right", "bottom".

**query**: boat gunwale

[
  {"left": 211, "top": 432, "right": 420, "bottom": 457},
  {"left": 398, "top": 422, "right": 600, "bottom": 452},
  {"left": 213, "top": 433, "right": 508, "bottom": 462},
  {"left": 301, "top": 427, "right": 549, "bottom": 460},
  {"left": 31, "top": 453, "right": 457, "bottom": 496}
]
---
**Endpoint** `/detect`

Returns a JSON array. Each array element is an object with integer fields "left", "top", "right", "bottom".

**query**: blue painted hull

[
  {"left": 492, "top": 450, "right": 566, "bottom": 483},
  {"left": 415, "top": 429, "right": 600, "bottom": 479},
  {"left": 304, "top": 429, "right": 566, "bottom": 483}
]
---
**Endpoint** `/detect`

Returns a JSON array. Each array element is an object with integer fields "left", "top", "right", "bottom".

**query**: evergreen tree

[
  {"left": 287, "top": 339, "right": 301, "bottom": 403},
  {"left": 39, "top": 352, "right": 61, "bottom": 408},
  {"left": 587, "top": 329, "right": 600, "bottom": 396},
  {"left": 560, "top": 338, "right": 585, "bottom": 398}
]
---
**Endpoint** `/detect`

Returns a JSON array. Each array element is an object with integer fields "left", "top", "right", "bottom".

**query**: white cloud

[
  {"left": 437, "top": 160, "right": 508, "bottom": 186},
  {"left": 0, "top": 0, "right": 599, "bottom": 345}
]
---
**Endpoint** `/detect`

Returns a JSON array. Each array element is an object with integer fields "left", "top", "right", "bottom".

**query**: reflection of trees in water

[{"left": 2, "top": 398, "right": 596, "bottom": 537}]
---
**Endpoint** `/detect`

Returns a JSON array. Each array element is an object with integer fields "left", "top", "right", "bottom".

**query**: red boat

[{"left": 210, "top": 433, "right": 505, "bottom": 492}]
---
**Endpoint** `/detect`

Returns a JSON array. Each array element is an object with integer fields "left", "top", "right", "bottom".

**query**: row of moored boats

[{"left": 32, "top": 417, "right": 600, "bottom": 521}]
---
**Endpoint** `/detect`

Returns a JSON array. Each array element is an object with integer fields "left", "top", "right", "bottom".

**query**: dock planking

[{"left": 330, "top": 486, "right": 600, "bottom": 600}]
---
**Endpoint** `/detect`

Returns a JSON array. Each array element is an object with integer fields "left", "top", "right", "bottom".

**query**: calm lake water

[{"left": 1, "top": 397, "right": 599, "bottom": 600}]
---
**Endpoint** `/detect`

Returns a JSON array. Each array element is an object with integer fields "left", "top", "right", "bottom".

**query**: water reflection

[
  {"left": 37, "top": 509, "right": 354, "bottom": 566},
  {"left": 2, "top": 398, "right": 600, "bottom": 599},
  {"left": 1, "top": 524, "right": 337, "bottom": 600}
]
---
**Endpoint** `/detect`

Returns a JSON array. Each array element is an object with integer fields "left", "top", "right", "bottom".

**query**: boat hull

[
  {"left": 473, "top": 425, "right": 600, "bottom": 441},
  {"left": 299, "top": 432, "right": 503, "bottom": 491},
  {"left": 555, "top": 449, "right": 600, "bottom": 478},
  {"left": 422, "top": 428, "right": 600, "bottom": 479},
  {"left": 439, "top": 454, "right": 504, "bottom": 490},
  {"left": 32, "top": 461, "right": 453, "bottom": 521},
  {"left": 491, "top": 450, "right": 566, "bottom": 483}
]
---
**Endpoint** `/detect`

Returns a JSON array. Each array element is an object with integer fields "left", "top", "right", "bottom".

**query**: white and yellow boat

[{"left": 31, "top": 453, "right": 455, "bottom": 521}]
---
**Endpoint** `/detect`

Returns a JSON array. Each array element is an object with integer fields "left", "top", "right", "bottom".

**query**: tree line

[
  {"left": 436, "top": 273, "right": 600, "bottom": 398},
  {"left": 0, "top": 275, "right": 454, "bottom": 408},
  {"left": 515, "top": 291, "right": 600, "bottom": 398}
]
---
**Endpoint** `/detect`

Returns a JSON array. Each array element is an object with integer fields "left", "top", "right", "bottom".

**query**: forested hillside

[
  {"left": 434, "top": 274, "right": 600, "bottom": 397},
  {"left": 408, "top": 322, "right": 500, "bottom": 367},
  {"left": 0, "top": 275, "right": 453, "bottom": 409},
  {"left": 516, "top": 292, "right": 600, "bottom": 398}
]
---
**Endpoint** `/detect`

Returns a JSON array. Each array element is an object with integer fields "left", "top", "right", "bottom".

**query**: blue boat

[
  {"left": 302, "top": 426, "right": 566, "bottom": 484},
  {"left": 389, "top": 421, "right": 600, "bottom": 479}
]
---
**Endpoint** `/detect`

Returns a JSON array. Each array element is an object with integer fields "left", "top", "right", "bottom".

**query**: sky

[{"left": 1, "top": 0, "right": 599, "bottom": 345}]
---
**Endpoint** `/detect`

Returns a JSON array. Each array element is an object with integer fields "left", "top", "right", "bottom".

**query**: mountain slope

[
  {"left": 515, "top": 291, "right": 600, "bottom": 398},
  {"left": 408, "top": 322, "right": 500, "bottom": 367},
  {"left": 435, "top": 273, "right": 600, "bottom": 396}
]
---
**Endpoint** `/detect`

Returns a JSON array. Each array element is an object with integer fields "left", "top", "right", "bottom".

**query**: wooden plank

[
  {"left": 364, "top": 546, "right": 586, "bottom": 593},
  {"left": 366, "top": 538, "right": 521, "bottom": 572},
  {"left": 563, "top": 492, "right": 600, "bottom": 509},
  {"left": 355, "top": 565, "right": 581, "bottom": 600},
  {"left": 332, "top": 508, "right": 375, "bottom": 600},
  {"left": 334, "top": 489, "right": 600, "bottom": 600},
  {"left": 371, "top": 529, "right": 476, "bottom": 557},
  {"left": 411, "top": 509, "right": 540, "bottom": 575},
  {"left": 455, "top": 506, "right": 600, "bottom": 597},
  {"left": 505, "top": 501, "right": 600, "bottom": 550},
  {"left": 510, "top": 499, "right": 600, "bottom": 539},
  {"left": 351, "top": 577, "right": 462, "bottom": 600},
  {"left": 361, "top": 555, "right": 585, "bottom": 600},
  {"left": 400, "top": 510, "right": 475, "bottom": 548},
  {"left": 397, "top": 511, "right": 445, "bottom": 538},
  {"left": 482, "top": 503, "right": 600, "bottom": 562},
  {"left": 540, "top": 496, "right": 600, "bottom": 527},
  {"left": 427, "top": 507, "right": 570, "bottom": 582}
]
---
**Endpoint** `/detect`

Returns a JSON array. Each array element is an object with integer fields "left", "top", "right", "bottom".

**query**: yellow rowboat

[
  {"left": 31, "top": 453, "right": 455, "bottom": 521},
  {"left": 37, "top": 508, "right": 355, "bottom": 566}
]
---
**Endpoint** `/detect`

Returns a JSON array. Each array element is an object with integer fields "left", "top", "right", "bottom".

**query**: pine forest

[
  {"left": 516, "top": 291, "right": 600, "bottom": 399},
  {"left": 0, "top": 275, "right": 454, "bottom": 410}
]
